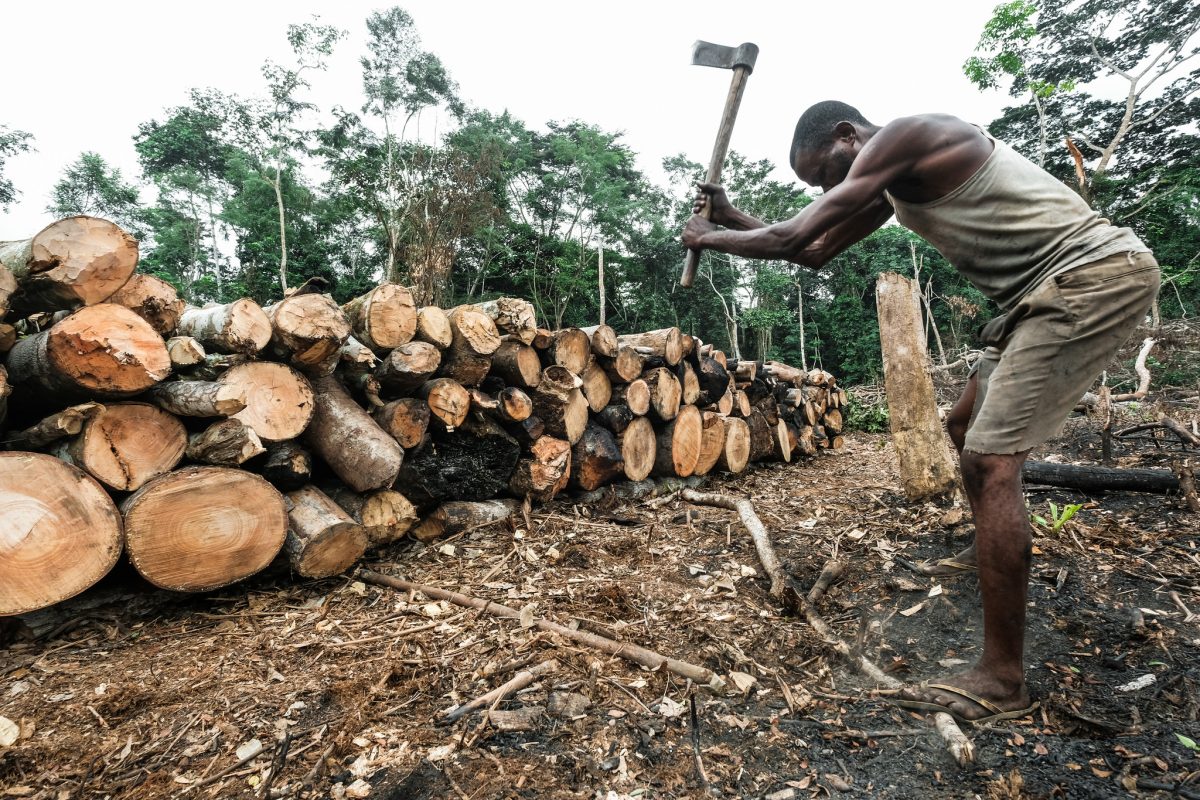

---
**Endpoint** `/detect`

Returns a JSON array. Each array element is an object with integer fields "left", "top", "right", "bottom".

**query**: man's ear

[{"left": 833, "top": 121, "right": 857, "bottom": 143}]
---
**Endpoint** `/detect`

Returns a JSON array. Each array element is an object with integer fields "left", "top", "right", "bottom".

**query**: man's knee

[{"left": 960, "top": 449, "right": 1026, "bottom": 490}]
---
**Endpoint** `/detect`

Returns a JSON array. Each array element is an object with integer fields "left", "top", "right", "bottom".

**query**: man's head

[{"left": 790, "top": 101, "right": 876, "bottom": 190}]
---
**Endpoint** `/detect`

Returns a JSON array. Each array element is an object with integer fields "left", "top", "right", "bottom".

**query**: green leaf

[{"left": 1176, "top": 733, "right": 1199, "bottom": 751}]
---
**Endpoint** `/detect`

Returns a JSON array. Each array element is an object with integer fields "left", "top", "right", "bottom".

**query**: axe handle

[{"left": 681, "top": 64, "right": 753, "bottom": 288}]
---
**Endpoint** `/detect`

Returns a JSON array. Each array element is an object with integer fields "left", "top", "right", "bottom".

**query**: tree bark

[
  {"left": 1021, "top": 461, "right": 1181, "bottom": 493},
  {"left": 303, "top": 374, "right": 404, "bottom": 492},
  {"left": 510, "top": 435, "right": 572, "bottom": 501},
  {"left": 570, "top": 422, "right": 624, "bottom": 491},
  {"left": 283, "top": 485, "right": 368, "bottom": 579},
  {"left": 176, "top": 299, "right": 272, "bottom": 355},
  {"left": 222, "top": 362, "right": 314, "bottom": 442},
  {"left": 54, "top": 402, "right": 186, "bottom": 491},
  {"left": 107, "top": 273, "right": 184, "bottom": 336},
  {"left": 1, "top": 402, "right": 103, "bottom": 450},
  {"left": 266, "top": 293, "right": 352, "bottom": 375},
  {"left": 373, "top": 397, "right": 431, "bottom": 449},
  {"left": 375, "top": 341, "right": 441, "bottom": 395},
  {"left": 145, "top": 380, "right": 246, "bottom": 417},
  {"left": 618, "top": 328, "right": 684, "bottom": 366},
  {"left": 478, "top": 297, "right": 538, "bottom": 345},
  {"left": 186, "top": 418, "right": 266, "bottom": 466},
  {"left": 341, "top": 283, "right": 417, "bottom": 353},
  {"left": 411, "top": 499, "right": 518, "bottom": 543},
  {"left": 261, "top": 441, "right": 312, "bottom": 492},
  {"left": 653, "top": 404, "right": 702, "bottom": 478},
  {"left": 418, "top": 378, "right": 471, "bottom": 431}
]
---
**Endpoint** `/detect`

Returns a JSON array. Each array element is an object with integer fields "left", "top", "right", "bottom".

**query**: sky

[{"left": 0, "top": 0, "right": 1016, "bottom": 240}]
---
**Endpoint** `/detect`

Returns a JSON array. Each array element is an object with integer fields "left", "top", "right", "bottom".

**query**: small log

[
  {"left": 0, "top": 452, "right": 124, "bottom": 615},
  {"left": 496, "top": 387, "right": 533, "bottom": 423},
  {"left": 415, "top": 306, "right": 453, "bottom": 349},
  {"left": 793, "top": 423, "right": 818, "bottom": 458},
  {"left": 1176, "top": 459, "right": 1200, "bottom": 514},
  {"left": 123, "top": 466, "right": 288, "bottom": 591},
  {"left": 579, "top": 324, "right": 618, "bottom": 358},
  {"left": 373, "top": 397, "right": 431, "bottom": 449},
  {"left": 510, "top": 435, "right": 572, "bottom": 501},
  {"left": 395, "top": 416, "right": 521, "bottom": 506},
  {"left": 709, "top": 387, "right": 734, "bottom": 416},
  {"left": 599, "top": 346, "right": 645, "bottom": 384},
  {"left": 145, "top": 380, "right": 245, "bottom": 417},
  {"left": 570, "top": 422, "right": 624, "bottom": 491},
  {"left": 186, "top": 418, "right": 266, "bottom": 466},
  {"left": 375, "top": 341, "right": 442, "bottom": 395},
  {"left": 267, "top": 293, "right": 352, "bottom": 374},
  {"left": 734, "top": 361, "right": 757, "bottom": 382},
  {"left": 692, "top": 411, "right": 727, "bottom": 476},
  {"left": 489, "top": 340, "right": 542, "bottom": 388},
  {"left": 418, "top": 378, "right": 471, "bottom": 431},
  {"left": 107, "top": 273, "right": 184, "bottom": 336},
  {"left": 531, "top": 365, "right": 589, "bottom": 444},
  {"left": 55, "top": 402, "right": 187, "bottom": 491},
  {"left": 762, "top": 360, "right": 806, "bottom": 386},
  {"left": 6, "top": 304, "right": 171, "bottom": 399},
  {"left": 0, "top": 216, "right": 138, "bottom": 312},
  {"left": 166, "top": 336, "right": 206, "bottom": 369},
  {"left": 1021, "top": 461, "right": 1181, "bottom": 493},
  {"left": 610, "top": 379, "right": 651, "bottom": 416},
  {"left": 617, "top": 416, "right": 657, "bottom": 481},
  {"left": 595, "top": 404, "right": 638, "bottom": 435},
  {"left": 824, "top": 408, "right": 844, "bottom": 435},
  {"left": 411, "top": 499, "right": 518, "bottom": 543},
  {"left": 478, "top": 297, "right": 538, "bottom": 345},
  {"left": 531, "top": 327, "right": 553, "bottom": 350},
  {"left": 653, "top": 404, "right": 702, "bottom": 478},
  {"left": 933, "top": 713, "right": 976, "bottom": 767},
  {"left": 678, "top": 361, "right": 701, "bottom": 406},
  {"left": 303, "top": 374, "right": 404, "bottom": 492},
  {"left": 730, "top": 390, "right": 752, "bottom": 418},
  {"left": 618, "top": 328, "right": 683, "bottom": 366},
  {"left": 223, "top": 362, "right": 315, "bottom": 442},
  {"left": 697, "top": 356, "right": 731, "bottom": 403},
  {"left": 716, "top": 416, "right": 751, "bottom": 473},
  {"left": 642, "top": 367, "right": 682, "bottom": 421},
  {"left": 746, "top": 411, "right": 782, "bottom": 463},
  {"left": 176, "top": 299, "right": 272, "bottom": 355},
  {"left": 338, "top": 336, "right": 379, "bottom": 368},
  {"left": 284, "top": 485, "right": 369, "bottom": 579},
  {"left": 508, "top": 415, "right": 546, "bottom": 446},
  {"left": 1, "top": 402, "right": 103, "bottom": 450},
  {"left": 770, "top": 418, "right": 793, "bottom": 462},
  {"left": 329, "top": 487, "right": 420, "bottom": 547},
  {"left": 546, "top": 328, "right": 591, "bottom": 375},
  {"left": 580, "top": 357, "right": 613, "bottom": 412},
  {"left": 261, "top": 441, "right": 312, "bottom": 492},
  {"left": 0, "top": 324, "right": 15, "bottom": 354},
  {"left": 341, "top": 283, "right": 417, "bottom": 352}
]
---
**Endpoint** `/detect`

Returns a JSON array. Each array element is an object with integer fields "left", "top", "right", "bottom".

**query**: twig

[
  {"left": 808, "top": 561, "right": 847, "bottom": 605},
  {"left": 186, "top": 740, "right": 266, "bottom": 791},
  {"left": 443, "top": 659, "right": 559, "bottom": 723},
  {"left": 932, "top": 712, "right": 975, "bottom": 766},
  {"left": 1169, "top": 591, "right": 1199, "bottom": 623},
  {"left": 258, "top": 733, "right": 291, "bottom": 799},
  {"left": 359, "top": 570, "right": 724, "bottom": 690},
  {"left": 689, "top": 694, "right": 718, "bottom": 796},
  {"left": 680, "top": 489, "right": 787, "bottom": 599}
]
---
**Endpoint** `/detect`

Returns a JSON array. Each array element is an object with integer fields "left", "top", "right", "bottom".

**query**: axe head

[{"left": 691, "top": 40, "right": 759, "bottom": 73}]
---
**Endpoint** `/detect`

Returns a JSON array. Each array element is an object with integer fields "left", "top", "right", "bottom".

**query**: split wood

[
  {"left": 358, "top": 570, "right": 724, "bottom": 690},
  {"left": 443, "top": 659, "right": 559, "bottom": 723}
]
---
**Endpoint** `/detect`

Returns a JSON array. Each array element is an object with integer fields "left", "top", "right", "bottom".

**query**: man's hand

[
  {"left": 682, "top": 214, "right": 718, "bottom": 249},
  {"left": 692, "top": 182, "right": 735, "bottom": 226}
]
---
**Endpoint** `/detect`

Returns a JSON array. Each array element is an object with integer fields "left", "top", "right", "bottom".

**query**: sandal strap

[{"left": 924, "top": 683, "right": 1005, "bottom": 716}]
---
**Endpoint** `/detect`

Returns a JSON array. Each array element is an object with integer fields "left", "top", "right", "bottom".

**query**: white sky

[{"left": 0, "top": 0, "right": 1015, "bottom": 239}]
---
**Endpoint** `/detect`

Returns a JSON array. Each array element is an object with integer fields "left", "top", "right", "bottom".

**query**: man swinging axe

[{"left": 682, "top": 102, "right": 1159, "bottom": 723}]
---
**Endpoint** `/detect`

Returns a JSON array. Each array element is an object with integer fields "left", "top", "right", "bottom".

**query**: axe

[{"left": 680, "top": 40, "right": 759, "bottom": 288}]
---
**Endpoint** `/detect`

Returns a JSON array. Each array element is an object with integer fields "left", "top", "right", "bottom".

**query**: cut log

[
  {"left": 145, "top": 380, "right": 245, "bottom": 418},
  {"left": 599, "top": 347, "right": 645, "bottom": 385},
  {"left": 508, "top": 415, "right": 545, "bottom": 447},
  {"left": 793, "top": 423, "right": 818, "bottom": 458},
  {"left": 411, "top": 499, "right": 518, "bottom": 543},
  {"left": 531, "top": 365, "right": 589, "bottom": 444},
  {"left": 642, "top": 367, "right": 682, "bottom": 421},
  {"left": 330, "top": 488, "right": 419, "bottom": 548},
  {"left": 448, "top": 305, "right": 502, "bottom": 357},
  {"left": 303, "top": 374, "right": 404, "bottom": 492},
  {"left": 338, "top": 336, "right": 379, "bottom": 368},
  {"left": 395, "top": 416, "right": 521, "bottom": 506},
  {"left": 709, "top": 387, "right": 734, "bottom": 416},
  {"left": 653, "top": 404, "right": 702, "bottom": 477},
  {"left": 489, "top": 341, "right": 542, "bottom": 388},
  {"left": 0, "top": 324, "right": 15, "bottom": 354},
  {"left": 415, "top": 306, "right": 453, "bottom": 349},
  {"left": 611, "top": 379, "right": 651, "bottom": 416},
  {"left": 734, "top": 361, "right": 757, "bottom": 382},
  {"left": 678, "top": 361, "right": 701, "bottom": 406},
  {"left": 373, "top": 397, "right": 431, "bottom": 449},
  {"left": 579, "top": 324, "right": 618, "bottom": 358},
  {"left": 716, "top": 417, "right": 751, "bottom": 473},
  {"left": 0, "top": 216, "right": 138, "bottom": 312},
  {"left": 731, "top": 390, "right": 752, "bottom": 418},
  {"left": 824, "top": 408, "right": 844, "bottom": 436},
  {"left": 747, "top": 411, "right": 783, "bottom": 463},
  {"left": 618, "top": 328, "right": 683, "bottom": 366},
  {"left": 531, "top": 328, "right": 553, "bottom": 350},
  {"left": 570, "top": 422, "right": 624, "bottom": 491},
  {"left": 176, "top": 299, "right": 272, "bottom": 355},
  {"left": 617, "top": 416, "right": 657, "bottom": 482},
  {"left": 122, "top": 466, "right": 287, "bottom": 592},
  {"left": 1021, "top": 461, "right": 1181, "bottom": 493},
  {"left": 770, "top": 418, "right": 793, "bottom": 462},
  {"left": 261, "top": 441, "right": 312, "bottom": 492},
  {"left": 186, "top": 418, "right": 265, "bottom": 466},
  {"left": 437, "top": 349, "right": 492, "bottom": 387},
  {"left": 546, "top": 328, "right": 591, "bottom": 375},
  {"left": 341, "top": 283, "right": 417, "bottom": 352},
  {"left": 6, "top": 304, "right": 171, "bottom": 399},
  {"left": 223, "top": 362, "right": 314, "bottom": 442},
  {"left": 267, "top": 293, "right": 351, "bottom": 374},
  {"left": 580, "top": 357, "right": 613, "bottom": 412},
  {"left": 55, "top": 402, "right": 186, "bottom": 491},
  {"left": 0, "top": 453, "right": 123, "bottom": 615},
  {"left": 510, "top": 435, "right": 572, "bottom": 501},
  {"left": 1, "top": 402, "right": 103, "bottom": 450},
  {"left": 479, "top": 297, "right": 538, "bottom": 345},
  {"left": 0, "top": 263, "right": 16, "bottom": 318},
  {"left": 595, "top": 404, "right": 638, "bottom": 435},
  {"left": 166, "top": 336, "right": 206, "bottom": 369},
  {"left": 418, "top": 378, "right": 471, "bottom": 431},
  {"left": 107, "top": 273, "right": 184, "bottom": 336},
  {"left": 762, "top": 360, "right": 806, "bottom": 386},
  {"left": 375, "top": 341, "right": 441, "bottom": 395},
  {"left": 693, "top": 411, "right": 727, "bottom": 476},
  {"left": 697, "top": 356, "right": 731, "bottom": 403},
  {"left": 496, "top": 387, "right": 533, "bottom": 423},
  {"left": 283, "top": 485, "right": 368, "bottom": 579}
]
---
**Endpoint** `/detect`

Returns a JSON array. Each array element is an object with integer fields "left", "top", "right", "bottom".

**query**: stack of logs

[{"left": 0, "top": 216, "right": 847, "bottom": 617}]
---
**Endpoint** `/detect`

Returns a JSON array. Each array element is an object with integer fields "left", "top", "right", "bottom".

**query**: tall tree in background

[
  {"left": 0, "top": 126, "right": 34, "bottom": 211},
  {"left": 47, "top": 152, "right": 145, "bottom": 236}
]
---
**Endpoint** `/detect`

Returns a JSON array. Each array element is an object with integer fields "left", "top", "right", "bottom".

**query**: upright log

[
  {"left": 579, "top": 324, "right": 618, "bottom": 358},
  {"left": 531, "top": 365, "right": 589, "bottom": 444},
  {"left": 304, "top": 374, "right": 404, "bottom": 492},
  {"left": 716, "top": 417, "right": 751, "bottom": 474},
  {"left": 478, "top": 297, "right": 538, "bottom": 345},
  {"left": 0, "top": 453, "right": 124, "bottom": 615},
  {"left": 267, "top": 293, "right": 352, "bottom": 374},
  {"left": 411, "top": 499, "right": 518, "bottom": 543},
  {"left": 652, "top": 404, "right": 702, "bottom": 478},
  {"left": 418, "top": 378, "right": 471, "bottom": 431},
  {"left": 373, "top": 397, "right": 431, "bottom": 449},
  {"left": 122, "top": 467, "right": 288, "bottom": 592},
  {"left": 186, "top": 419, "right": 266, "bottom": 466},
  {"left": 145, "top": 380, "right": 246, "bottom": 418},
  {"left": 546, "top": 328, "right": 591, "bottom": 375},
  {"left": 261, "top": 441, "right": 312, "bottom": 491},
  {"left": 0, "top": 216, "right": 138, "bottom": 312},
  {"left": 107, "top": 274, "right": 184, "bottom": 336},
  {"left": 642, "top": 367, "right": 682, "bottom": 421},
  {"left": 489, "top": 341, "right": 542, "bottom": 388},
  {"left": 375, "top": 341, "right": 441, "bottom": 395},
  {"left": 342, "top": 283, "right": 417, "bottom": 352},
  {"left": 223, "top": 362, "right": 314, "bottom": 442},
  {"left": 176, "top": 299, "right": 272, "bottom": 355},
  {"left": 570, "top": 422, "right": 624, "bottom": 491},
  {"left": 693, "top": 411, "right": 727, "bottom": 476},
  {"left": 580, "top": 357, "right": 613, "bottom": 412},
  {"left": 510, "top": 435, "right": 572, "bottom": 501},
  {"left": 415, "top": 306, "right": 453, "bottom": 350},
  {"left": 283, "top": 485, "right": 368, "bottom": 579},
  {"left": 618, "top": 328, "right": 684, "bottom": 366},
  {"left": 54, "top": 402, "right": 187, "bottom": 491}
]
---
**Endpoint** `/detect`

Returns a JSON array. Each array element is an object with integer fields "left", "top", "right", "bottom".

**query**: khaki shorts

[{"left": 966, "top": 251, "right": 1160, "bottom": 455}]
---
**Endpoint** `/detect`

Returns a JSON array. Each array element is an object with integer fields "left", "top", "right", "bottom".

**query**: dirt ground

[{"left": 2, "top": 402, "right": 1199, "bottom": 799}]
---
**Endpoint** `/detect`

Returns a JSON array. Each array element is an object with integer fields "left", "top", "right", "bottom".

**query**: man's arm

[{"left": 790, "top": 195, "right": 895, "bottom": 268}]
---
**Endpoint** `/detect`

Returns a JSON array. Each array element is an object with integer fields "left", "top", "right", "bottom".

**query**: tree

[
  {"left": 48, "top": 152, "right": 145, "bottom": 236},
  {"left": 0, "top": 125, "right": 33, "bottom": 211}
]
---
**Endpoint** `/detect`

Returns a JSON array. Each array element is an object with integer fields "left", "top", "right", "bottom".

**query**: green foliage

[
  {"left": 48, "top": 152, "right": 145, "bottom": 237},
  {"left": 1031, "top": 501, "right": 1083, "bottom": 533},
  {"left": 0, "top": 125, "right": 34, "bottom": 210},
  {"left": 843, "top": 392, "right": 890, "bottom": 433},
  {"left": 1177, "top": 733, "right": 1200, "bottom": 752}
]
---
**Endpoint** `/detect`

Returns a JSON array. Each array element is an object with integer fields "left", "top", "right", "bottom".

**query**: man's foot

[
  {"left": 915, "top": 542, "right": 977, "bottom": 577},
  {"left": 890, "top": 669, "right": 1034, "bottom": 724}
]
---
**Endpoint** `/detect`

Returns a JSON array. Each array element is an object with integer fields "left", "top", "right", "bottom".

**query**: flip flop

[
  {"left": 913, "top": 558, "right": 977, "bottom": 577},
  {"left": 888, "top": 682, "right": 1038, "bottom": 725}
]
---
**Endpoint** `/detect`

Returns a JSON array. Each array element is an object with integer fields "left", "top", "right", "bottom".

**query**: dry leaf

[
  {"left": 899, "top": 602, "right": 925, "bottom": 617},
  {"left": 928, "top": 584, "right": 944, "bottom": 598},
  {"left": 519, "top": 604, "right": 536, "bottom": 628},
  {"left": 729, "top": 672, "right": 758, "bottom": 694},
  {"left": 0, "top": 716, "right": 19, "bottom": 747},
  {"left": 235, "top": 739, "right": 262, "bottom": 761}
]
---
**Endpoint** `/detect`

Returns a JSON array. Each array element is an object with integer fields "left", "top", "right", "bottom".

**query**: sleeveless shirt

[{"left": 884, "top": 132, "right": 1147, "bottom": 310}]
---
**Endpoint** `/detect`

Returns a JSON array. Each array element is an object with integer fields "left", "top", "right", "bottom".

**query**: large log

[
  {"left": 261, "top": 441, "right": 312, "bottom": 492},
  {"left": 176, "top": 299, "right": 272, "bottom": 355},
  {"left": 617, "top": 416, "right": 656, "bottom": 481},
  {"left": 411, "top": 499, "right": 518, "bottom": 543},
  {"left": 642, "top": 366, "right": 682, "bottom": 421},
  {"left": 570, "top": 422, "right": 624, "bottom": 491},
  {"left": 267, "top": 293, "right": 352, "bottom": 374},
  {"left": 304, "top": 374, "right": 404, "bottom": 492},
  {"left": 610, "top": 379, "right": 651, "bottom": 416},
  {"left": 0, "top": 216, "right": 138, "bottom": 313},
  {"left": 531, "top": 365, "right": 589, "bottom": 444},
  {"left": 716, "top": 416, "right": 751, "bottom": 474},
  {"left": 546, "top": 328, "right": 591, "bottom": 375},
  {"left": 599, "top": 346, "right": 645, "bottom": 384},
  {"left": 373, "top": 397, "right": 431, "bottom": 449},
  {"left": 283, "top": 485, "right": 368, "bottom": 579},
  {"left": 0, "top": 453, "right": 124, "bottom": 615},
  {"left": 122, "top": 467, "right": 288, "bottom": 592},
  {"left": 479, "top": 297, "right": 538, "bottom": 345},
  {"left": 186, "top": 419, "right": 266, "bottom": 466},
  {"left": 418, "top": 378, "right": 471, "bottom": 431},
  {"left": 653, "top": 404, "right": 702, "bottom": 478},
  {"left": 107, "top": 274, "right": 184, "bottom": 336},
  {"left": 579, "top": 324, "right": 619, "bottom": 358},
  {"left": 678, "top": 361, "right": 701, "bottom": 406},
  {"left": 489, "top": 341, "right": 542, "bottom": 388},
  {"left": 0, "top": 264, "right": 16, "bottom": 318},
  {"left": 395, "top": 416, "right": 521, "bottom": 506},
  {"left": 6, "top": 304, "right": 171, "bottom": 399},
  {"left": 746, "top": 411, "right": 789, "bottom": 464},
  {"left": 580, "top": 357, "right": 613, "bottom": 412},
  {"left": 375, "top": 341, "right": 441, "bottom": 395},
  {"left": 692, "top": 411, "right": 727, "bottom": 476},
  {"left": 329, "top": 488, "right": 419, "bottom": 548},
  {"left": 448, "top": 305, "right": 502, "bottom": 357},
  {"left": 1021, "top": 461, "right": 1181, "bottom": 493},
  {"left": 54, "top": 402, "right": 187, "bottom": 491},
  {"left": 1, "top": 402, "right": 103, "bottom": 450},
  {"left": 510, "top": 435, "right": 572, "bottom": 501},
  {"left": 342, "top": 283, "right": 417, "bottom": 352},
  {"left": 618, "top": 328, "right": 684, "bottom": 366},
  {"left": 415, "top": 306, "right": 453, "bottom": 350},
  {"left": 223, "top": 362, "right": 314, "bottom": 442},
  {"left": 145, "top": 380, "right": 246, "bottom": 417}
]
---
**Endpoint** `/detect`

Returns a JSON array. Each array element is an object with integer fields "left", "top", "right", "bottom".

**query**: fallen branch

[
  {"left": 1077, "top": 338, "right": 1156, "bottom": 410},
  {"left": 359, "top": 570, "right": 724, "bottom": 690},
  {"left": 443, "top": 659, "right": 558, "bottom": 723},
  {"left": 1117, "top": 416, "right": 1200, "bottom": 448},
  {"left": 1022, "top": 461, "right": 1180, "bottom": 494},
  {"left": 932, "top": 711, "right": 975, "bottom": 767},
  {"left": 807, "top": 560, "right": 846, "bottom": 605},
  {"left": 680, "top": 489, "right": 787, "bottom": 598}
]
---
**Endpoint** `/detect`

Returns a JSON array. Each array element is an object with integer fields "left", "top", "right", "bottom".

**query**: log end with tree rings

[
  {"left": 107, "top": 273, "right": 185, "bottom": 336},
  {"left": 618, "top": 415, "right": 657, "bottom": 482},
  {"left": 717, "top": 416, "right": 751, "bottom": 474},
  {"left": 343, "top": 282, "right": 417, "bottom": 351},
  {"left": 269, "top": 293, "right": 352, "bottom": 368},
  {"left": 283, "top": 485, "right": 369, "bottom": 578},
  {"left": 653, "top": 403, "right": 702, "bottom": 477},
  {"left": 415, "top": 306, "right": 453, "bottom": 349},
  {"left": 223, "top": 362, "right": 315, "bottom": 442},
  {"left": 31, "top": 303, "right": 171, "bottom": 397},
  {"left": 60, "top": 402, "right": 188, "bottom": 491},
  {"left": 121, "top": 467, "right": 288, "bottom": 592},
  {"left": 0, "top": 453, "right": 124, "bottom": 616},
  {"left": 693, "top": 411, "right": 727, "bottom": 476},
  {"left": 9, "top": 216, "right": 139, "bottom": 311},
  {"left": 549, "top": 328, "right": 591, "bottom": 374},
  {"left": 448, "top": 305, "right": 502, "bottom": 357}
]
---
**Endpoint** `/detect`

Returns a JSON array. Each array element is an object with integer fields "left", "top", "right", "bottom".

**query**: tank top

[{"left": 884, "top": 131, "right": 1147, "bottom": 310}]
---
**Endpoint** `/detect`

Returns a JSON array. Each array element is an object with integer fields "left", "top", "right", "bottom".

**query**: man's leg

[{"left": 916, "top": 375, "right": 980, "bottom": 576}]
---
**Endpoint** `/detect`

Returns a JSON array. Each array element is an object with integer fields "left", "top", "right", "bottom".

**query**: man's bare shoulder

[{"left": 875, "top": 113, "right": 979, "bottom": 145}]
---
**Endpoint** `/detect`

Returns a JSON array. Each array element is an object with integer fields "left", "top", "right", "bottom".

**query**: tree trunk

[
  {"left": 478, "top": 297, "right": 538, "bottom": 345},
  {"left": 418, "top": 378, "right": 471, "bottom": 431},
  {"left": 373, "top": 397, "right": 431, "bottom": 449},
  {"left": 222, "top": 362, "right": 314, "bottom": 443},
  {"left": 716, "top": 416, "right": 751, "bottom": 473},
  {"left": 54, "top": 402, "right": 186, "bottom": 491},
  {"left": 598, "top": 346, "right": 645, "bottom": 384},
  {"left": 107, "top": 274, "right": 184, "bottom": 337},
  {"left": 570, "top": 422, "right": 624, "bottom": 490},
  {"left": 546, "top": 328, "right": 591, "bottom": 375},
  {"left": 580, "top": 357, "right": 613, "bottom": 412},
  {"left": 375, "top": 341, "right": 441, "bottom": 395},
  {"left": 0, "top": 452, "right": 124, "bottom": 615},
  {"left": 341, "top": 283, "right": 417, "bottom": 353},
  {"left": 489, "top": 341, "right": 542, "bottom": 388},
  {"left": 415, "top": 306, "right": 454, "bottom": 350},
  {"left": 145, "top": 380, "right": 246, "bottom": 417},
  {"left": 122, "top": 466, "right": 288, "bottom": 592},
  {"left": 6, "top": 304, "right": 171, "bottom": 400},
  {"left": 329, "top": 487, "right": 419, "bottom": 548},
  {"left": 411, "top": 499, "right": 518, "bottom": 543},
  {"left": 1, "top": 402, "right": 103, "bottom": 450},
  {"left": 618, "top": 328, "right": 684, "bottom": 366},
  {"left": 0, "top": 216, "right": 138, "bottom": 313},
  {"left": 709, "top": 387, "right": 734, "bottom": 416},
  {"left": 610, "top": 379, "right": 651, "bottom": 416},
  {"left": 303, "top": 374, "right": 404, "bottom": 492},
  {"left": 176, "top": 299, "right": 272, "bottom": 355},
  {"left": 166, "top": 336, "right": 206, "bottom": 369},
  {"left": 579, "top": 324, "right": 618, "bottom": 358},
  {"left": 186, "top": 418, "right": 266, "bottom": 466},
  {"left": 642, "top": 367, "right": 682, "bottom": 421},
  {"left": 283, "top": 485, "right": 369, "bottom": 579},
  {"left": 531, "top": 365, "right": 589, "bottom": 444},
  {"left": 261, "top": 441, "right": 312, "bottom": 492},
  {"left": 693, "top": 411, "right": 727, "bottom": 476},
  {"left": 653, "top": 404, "right": 702, "bottom": 477},
  {"left": 510, "top": 435, "right": 572, "bottom": 501},
  {"left": 266, "top": 293, "right": 352, "bottom": 375},
  {"left": 395, "top": 416, "right": 521, "bottom": 507}
]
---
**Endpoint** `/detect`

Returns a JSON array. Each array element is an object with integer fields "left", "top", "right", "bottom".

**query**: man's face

[{"left": 793, "top": 137, "right": 857, "bottom": 192}]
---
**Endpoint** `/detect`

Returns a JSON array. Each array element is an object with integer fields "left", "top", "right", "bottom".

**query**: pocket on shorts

[{"left": 1095, "top": 264, "right": 1160, "bottom": 285}]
